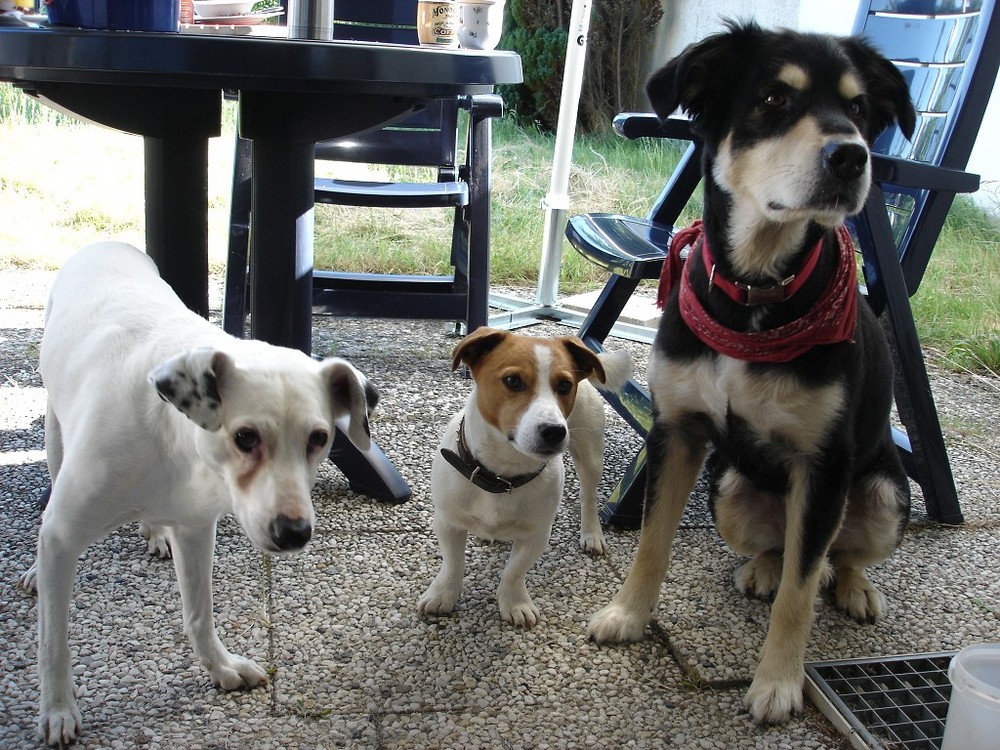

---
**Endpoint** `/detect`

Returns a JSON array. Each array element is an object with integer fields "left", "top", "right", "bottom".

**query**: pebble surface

[{"left": 1, "top": 271, "right": 997, "bottom": 749}]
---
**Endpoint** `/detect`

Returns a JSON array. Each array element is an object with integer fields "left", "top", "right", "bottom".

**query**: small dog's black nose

[
  {"left": 822, "top": 142, "right": 868, "bottom": 182},
  {"left": 269, "top": 515, "right": 312, "bottom": 551},
  {"left": 539, "top": 423, "right": 568, "bottom": 447}
]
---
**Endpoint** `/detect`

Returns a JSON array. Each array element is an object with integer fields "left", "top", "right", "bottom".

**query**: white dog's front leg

[
  {"left": 34, "top": 522, "right": 87, "bottom": 746},
  {"left": 497, "top": 533, "right": 550, "bottom": 628},
  {"left": 169, "top": 522, "right": 269, "bottom": 690},
  {"left": 418, "top": 522, "right": 468, "bottom": 616}
]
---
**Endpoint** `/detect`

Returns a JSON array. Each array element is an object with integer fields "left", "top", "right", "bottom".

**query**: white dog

[
  {"left": 418, "top": 327, "right": 630, "bottom": 628},
  {"left": 19, "top": 242, "right": 377, "bottom": 746}
]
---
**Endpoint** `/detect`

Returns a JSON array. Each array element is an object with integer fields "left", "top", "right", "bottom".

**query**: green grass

[{"left": 1, "top": 82, "right": 997, "bottom": 372}]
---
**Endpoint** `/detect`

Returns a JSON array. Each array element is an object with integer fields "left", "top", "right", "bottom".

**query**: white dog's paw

[
  {"left": 834, "top": 569, "right": 886, "bottom": 624},
  {"left": 206, "top": 654, "right": 269, "bottom": 691},
  {"left": 586, "top": 602, "right": 649, "bottom": 643},
  {"left": 499, "top": 594, "right": 540, "bottom": 629},
  {"left": 734, "top": 554, "right": 783, "bottom": 601},
  {"left": 138, "top": 522, "right": 172, "bottom": 559},
  {"left": 18, "top": 565, "right": 38, "bottom": 593},
  {"left": 37, "top": 699, "right": 83, "bottom": 747},
  {"left": 579, "top": 528, "right": 608, "bottom": 557},
  {"left": 744, "top": 675, "right": 803, "bottom": 724},
  {"left": 417, "top": 583, "right": 460, "bottom": 616}
]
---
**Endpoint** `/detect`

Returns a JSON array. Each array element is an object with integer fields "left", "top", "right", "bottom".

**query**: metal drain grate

[{"left": 805, "top": 652, "right": 956, "bottom": 750}]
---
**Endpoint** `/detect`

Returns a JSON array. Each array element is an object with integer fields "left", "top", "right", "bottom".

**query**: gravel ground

[{"left": 0, "top": 269, "right": 997, "bottom": 749}]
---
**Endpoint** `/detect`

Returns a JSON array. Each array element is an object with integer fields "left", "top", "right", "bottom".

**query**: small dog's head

[
  {"left": 647, "top": 21, "right": 915, "bottom": 233},
  {"left": 452, "top": 327, "right": 605, "bottom": 460},
  {"left": 149, "top": 346, "right": 378, "bottom": 554}
]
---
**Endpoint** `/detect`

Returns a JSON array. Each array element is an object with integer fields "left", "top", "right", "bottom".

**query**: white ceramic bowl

[
  {"left": 457, "top": 0, "right": 504, "bottom": 50},
  {"left": 192, "top": 0, "right": 255, "bottom": 18}
]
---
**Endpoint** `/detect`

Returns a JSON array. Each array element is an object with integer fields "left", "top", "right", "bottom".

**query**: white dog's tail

[{"left": 592, "top": 350, "right": 633, "bottom": 392}]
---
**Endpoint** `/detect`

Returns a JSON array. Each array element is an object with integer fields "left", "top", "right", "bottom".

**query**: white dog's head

[{"left": 148, "top": 346, "right": 377, "bottom": 553}]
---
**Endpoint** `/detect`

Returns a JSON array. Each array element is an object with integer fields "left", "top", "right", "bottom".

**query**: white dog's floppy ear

[
  {"left": 148, "top": 348, "right": 233, "bottom": 431},
  {"left": 321, "top": 358, "right": 376, "bottom": 452}
]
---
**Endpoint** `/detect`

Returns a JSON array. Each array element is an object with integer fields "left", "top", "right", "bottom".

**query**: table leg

[
  {"left": 144, "top": 135, "right": 210, "bottom": 317},
  {"left": 247, "top": 136, "right": 410, "bottom": 503}
]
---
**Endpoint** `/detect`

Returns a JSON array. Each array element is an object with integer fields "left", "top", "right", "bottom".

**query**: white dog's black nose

[
  {"left": 269, "top": 515, "right": 312, "bottom": 550},
  {"left": 822, "top": 142, "right": 868, "bottom": 182},
  {"left": 539, "top": 423, "right": 568, "bottom": 447}
]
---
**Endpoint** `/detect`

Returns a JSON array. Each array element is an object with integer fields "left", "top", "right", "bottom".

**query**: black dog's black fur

[{"left": 587, "top": 21, "right": 916, "bottom": 724}]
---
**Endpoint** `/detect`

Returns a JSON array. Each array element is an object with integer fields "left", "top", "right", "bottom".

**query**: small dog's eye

[
  {"left": 555, "top": 379, "right": 573, "bottom": 395},
  {"left": 233, "top": 428, "right": 260, "bottom": 453},
  {"left": 764, "top": 93, "right": 786, "bottom": 107},
  {"left": 308, "top": 430, "right": 329, "bottom": 449},
  {"left": 849, "top": 99, "right": 862, "bottom": 117},
  {"left": 503, "top": 374, "right": 525, "bottom": 392}
]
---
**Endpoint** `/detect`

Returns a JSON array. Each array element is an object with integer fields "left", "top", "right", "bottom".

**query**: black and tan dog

[{"left": 587, "top": 22, "right": 915, "bottom": 723}]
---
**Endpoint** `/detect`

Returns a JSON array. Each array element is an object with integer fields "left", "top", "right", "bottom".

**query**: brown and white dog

[
  {"left": 587, "top": 22, "right": 914, "bottom": 723},
  {"left": 418, "top": 327, "right": 630, "bottom": 628},
  {"left": 19, "top": 242, "right": 377, "bottom": 746}
]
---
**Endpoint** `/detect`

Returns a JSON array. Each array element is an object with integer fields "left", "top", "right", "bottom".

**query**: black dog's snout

[
  {"left": 539, "top": 423, "right": 568, "bottom": 447},
  {"left": 822, "top": 142, "right": 869, "bottom": 182},
  {"left": 269, "top": 515, "right": 312, "bottom": 551}
]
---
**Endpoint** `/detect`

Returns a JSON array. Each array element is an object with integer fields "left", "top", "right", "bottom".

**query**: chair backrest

[
  {"left": 313, "top": 0, "right": 461, "bottom": 171},
  {"left": 853, "top": 0, "right": 1000, "bottom": 292}
]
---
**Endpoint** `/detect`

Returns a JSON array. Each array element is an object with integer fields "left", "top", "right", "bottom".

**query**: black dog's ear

[
  {"left": 840, "top": 37, "right": 916, "bottom": 142},
  {"left": 646, "top": 20, "right": 763, "bottom": 125}
]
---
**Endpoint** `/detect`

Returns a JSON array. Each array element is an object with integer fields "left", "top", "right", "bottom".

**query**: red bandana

[{"left": 656, "top": 221, "right": 858, "bottom": 363}]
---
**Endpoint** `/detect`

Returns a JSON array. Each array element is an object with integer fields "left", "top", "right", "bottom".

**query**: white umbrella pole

[{"left": 535, "top": 0, "right": 593, "bottom": 307}]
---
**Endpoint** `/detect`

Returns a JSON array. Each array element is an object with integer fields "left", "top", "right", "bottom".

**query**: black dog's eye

[
  {"left": 848, "top": 98, "right": 863, "bottom": 117},
  {"left": 233, "top": 428, "right": 260, "bottom": 453},
  {"left": 555, "top": 379, "right": 573, "bottom": 395},
  {"left": 503, "top": 374, "right": 526, "bottom": 392},
  {"left": 308, "top": 430, "right": 329, "bottom": 450},
  {"left": 764, "top": 92, "right": 787, "bottom": 108}
]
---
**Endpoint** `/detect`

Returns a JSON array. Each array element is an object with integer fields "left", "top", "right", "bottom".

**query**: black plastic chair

[
  {"left": 566, "top": 0, "right": 999, "bottom": 527},
  {"left": 223, "top": 0, "right": 503, "bottom": 339}
]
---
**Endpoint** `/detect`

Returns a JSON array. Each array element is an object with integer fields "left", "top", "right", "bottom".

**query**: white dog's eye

[
  {"left": 233, "top": 428, "right": 260, "bottom": 453},
  {"left": 308, "top": 430, "right": 329, "bottom": 450}
]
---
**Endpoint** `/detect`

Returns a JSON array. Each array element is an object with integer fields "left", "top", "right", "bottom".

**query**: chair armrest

[
  {"left": 871, "top": 154, "right": 980, "bottom": 194},
  {"left": 612, "top": 113, "right": 695, "bottom": 142},
  {"left": 462, "top": 93, "right": 504, "bottom": 119}
]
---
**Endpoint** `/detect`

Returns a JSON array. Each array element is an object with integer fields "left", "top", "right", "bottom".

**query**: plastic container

[
  {"left": 942, "top": 643, "right": 1000, "bottom": 750},
  {"left": 44, "top": 0, "right": 180, "bottom": 31}
]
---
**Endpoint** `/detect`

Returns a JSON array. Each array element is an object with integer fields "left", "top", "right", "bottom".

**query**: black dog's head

[{"left": 647, "top": 21, "right": 915, "bottom": 230}]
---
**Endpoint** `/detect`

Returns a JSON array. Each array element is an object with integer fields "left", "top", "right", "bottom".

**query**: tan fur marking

[
  {"left": 778, "top": 63, "right": 809, "bottom": 90},
  {"left": 839, "top": 71, "right": 862, "bottom": 100}
]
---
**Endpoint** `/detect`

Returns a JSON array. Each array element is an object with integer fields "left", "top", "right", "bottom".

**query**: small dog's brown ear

[
  {"left": 451, "top": 327, "right": 508, "bottom": 371},
  {"left": 559, "top": 336, "right": 606, "bottom": 384}
]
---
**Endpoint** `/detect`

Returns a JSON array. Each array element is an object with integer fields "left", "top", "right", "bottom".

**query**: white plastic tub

[{"left": 942, "top": 643, "right": 1000, "bottom": 750}]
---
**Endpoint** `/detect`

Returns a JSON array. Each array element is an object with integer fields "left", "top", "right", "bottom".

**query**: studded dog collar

[{"left": 439, "top": 418, "right": 547, "bottom": 494}]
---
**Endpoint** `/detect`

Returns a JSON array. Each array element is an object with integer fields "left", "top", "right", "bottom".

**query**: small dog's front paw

[
  {"left": 580, "top": 529, "right": 608, "bottom": 557},
  {"left": 18, "top": 565, "right": 38, "bottom": 593},
  {"left": 834, "top": 569, "right": 886, "bottom": 624},
  {"left": 138, "top": 521, "right": 172, "bottom": 559},
  {"left": 500, "top": 596, "right": 540, "bottom": 629},
  {"left": 417, "top": 584, "right": 460, "bottom": 616},
  {"left": 587, "top": 602, "right": 649, "bottom": 643},
  {"left": 37, "top": 699, "right": 83, "bottom": 747},
  {"left": 744, "top": 675, "right": 803, "bottom": 724},
  {"left": 207, "top": 654, "right": 269, "bottom": 691}
]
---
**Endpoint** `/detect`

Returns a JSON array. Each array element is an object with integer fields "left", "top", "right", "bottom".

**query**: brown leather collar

[{"left": 439, "top": 417, "right": 546, "bottom": 494}]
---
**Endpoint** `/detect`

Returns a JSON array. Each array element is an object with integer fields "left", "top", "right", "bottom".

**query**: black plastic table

[{"left": 0, "top": 25, "right": 522, "bottom": 502}]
